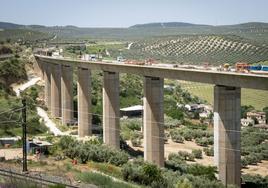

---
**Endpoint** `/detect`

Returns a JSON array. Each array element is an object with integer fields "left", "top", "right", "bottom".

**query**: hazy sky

[{"left": 0, "top": 0, "right": 268, "bottom": 27}]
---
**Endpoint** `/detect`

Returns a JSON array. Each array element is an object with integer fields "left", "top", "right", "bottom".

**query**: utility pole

[{"left": 22, "top": 98, "right": 27, "bottom": 172}]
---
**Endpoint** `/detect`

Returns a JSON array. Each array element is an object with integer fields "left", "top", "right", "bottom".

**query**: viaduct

[{"left": 34, "top": 55, "right": 268, "bottom": 187}]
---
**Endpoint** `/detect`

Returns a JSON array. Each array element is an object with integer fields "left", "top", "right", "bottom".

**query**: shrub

[
  {"left": 122, "top": 159, "right": 167, "bottom": 187},
  {"left": 77, "top": 171, "right": 135, "bottom": 188},
  {"left": 164, "top": 115, "right": 182, "bottom": 129},
  {"left": 176, "top": 178, "right": 193, "bottom": 188},
  {"left": 186, "top": 164, "right": 217, "bottom": 181},
  {"left": 126, "top": 120, "right": 141, "bottom": 131},
  {"left": 195, "top": 137, "right": 213, "bottom": 147},
  {"left": 192, "top": 149, "right": 202, "bottom": 159},
  {"left": 58, "top": 136, "right": 129, "bottom": 166},
  {"left": 58, "top": 136, "right": 78, "bottom": 150},
  {"left": 130, "top": 131, "right": 142, "bottom": 147},
  {"left": 174, "top": 151, "right": 195, "bottom": 162},
  {"left": 243, "top": 154, "right": 261, "bottom": 165},
  {"left": 171, "top": 134, "right": 184, "bottom": 143},
  {"left": 131, "top": 138, "right": 142, "bottom": 147},
  {"left": 165, "top": 158, "right": 188, "bottom": 174},
  {"left": 242, "top": 174, "right": 268, "bottom": 188},
  {"left": 182, "top": 129, "right": 193, "bottom": 141},
  {"left": 241, "top": 158, "right": 248, "bottom": 168},
  {"left": 203, "top": 147, "right": 214, "bottom": 156}
]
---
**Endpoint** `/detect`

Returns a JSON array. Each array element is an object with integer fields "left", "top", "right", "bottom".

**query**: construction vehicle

[{"left": 235, "top": 62, "right": 250, "bottom": 73}]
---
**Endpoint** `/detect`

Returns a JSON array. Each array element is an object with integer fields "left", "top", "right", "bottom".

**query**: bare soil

[{"left": 128, "top": 139, "right": 268, "bottom": 176}]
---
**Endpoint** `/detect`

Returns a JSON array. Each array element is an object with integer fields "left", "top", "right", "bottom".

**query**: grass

[
  {"left": 0, "top": 176, "right": 40, "bottom": 188},
  {"left": 76, "top": 171, "right": 141, "bottom": 188},
  {"left": 88, "top": 161, "right": 123, "bottom": 179},
  {"left": 178, "top": 81, "right": 268, "bottom": 110}
]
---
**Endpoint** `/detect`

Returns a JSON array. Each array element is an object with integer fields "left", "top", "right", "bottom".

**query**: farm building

[
  {"left": 120, "top": 105, "right": 143, "bottom": 117},
  {"left": 247, "top": 111, "right": 266, "bottom": 124}
]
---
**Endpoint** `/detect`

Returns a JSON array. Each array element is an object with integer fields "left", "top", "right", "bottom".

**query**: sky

[{"left": 0, "top": 0, "right": 268, "bottom": 27}]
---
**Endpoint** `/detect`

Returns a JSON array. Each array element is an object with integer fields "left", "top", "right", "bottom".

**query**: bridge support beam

[
  {"left": 143, "top": 76, "right": 164, "bottom": 167},
  {"left": 77, "top": 67, "right": 91, "bottom": 137},
  {"left": 214, "top": 85, "right": 241, "bottom": 187},
  {"left": 50, "top": 64, "right": 61, "bottom": 118},
  {"left": 44, "top": 63, "right": 51, "bottom": 111},
  {"left": 61, "top": 65, "right": 73, "bottom": 125},
  {"left": 103, "top": 71, "right": 120, "bottom": 149}
]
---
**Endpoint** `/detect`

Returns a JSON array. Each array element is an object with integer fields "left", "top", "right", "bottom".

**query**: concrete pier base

[
  {"left": 61, "top": 65, "right": 73, "bottom": 125},
  {"left": 44, "top": 64, "right": 51, "bottom": 111},
  {"left": 214, "top": 85, "right": 241, "bottom": 187},
  {"left": 103, "top": 71, "right": 120, "bottom": 149},
  {"left": 77, "top": 67, "right": 91, "bottom": 137},
  {"left": 143, "top": 76, "right": 164, "bottom": 167},
  {"left": 50, "top": 64, "right": 61, "bottom": 118}
]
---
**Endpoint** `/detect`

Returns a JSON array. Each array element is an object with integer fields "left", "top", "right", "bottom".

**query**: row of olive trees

[
  {"left": 57, "top": 136, "right": 129, "bottom": 166},
  {"left": 122, "top": 158, "right": 231, "bottom": 188}
]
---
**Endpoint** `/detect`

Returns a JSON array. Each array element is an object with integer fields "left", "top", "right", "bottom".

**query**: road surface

[{"left": 11, "top": 74, "right": 65, "bottom": 136}]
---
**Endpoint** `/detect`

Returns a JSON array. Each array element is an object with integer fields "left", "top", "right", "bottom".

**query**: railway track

[{"left": 0, "top": 168, "right": 81, "bottom": 188}]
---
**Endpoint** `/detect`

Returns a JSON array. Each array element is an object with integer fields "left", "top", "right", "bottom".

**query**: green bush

[
  {"left": 177, "top": 151, "right": 195, "bottom": 162},
  {"left": 170, "top": 130, "right": 184, "bottom": 143},
  {"left": 165, "top": 156, "right": 188, "bottom": 173},
  {"left": 0, "top": 58, "right": 27, "bottom": 87},
  {"left": 176, "top": 178, "right": 192, "bottom": 188},
  {"left": 243, "top": 154, "right": 261, "bottom": 165},
  {"left": 58, "top": 136, "right": 78, "bottom": 150},
  {"left": 192, "top": 149, "right": 202, "bottom": 159},
  {"left": 77, "top": 171, "right": 135, "bottom": 188},
  {"left": 130, "top": 131, "right": 142, "bottom": 147},
  {"left": 58, "top": 136, "right": 129, "bottom": 166},
  {"left": 182, "top": 129, "right": 193, "bottom": 141},
  {"left": 195, "top": 137, "right": 213, "bottom": 147},
  {"left": 186, "top": 164, "right": 217, "bottom": 181},
  {"left": 241, "top": 158, "right": 248, "bottom": 168},
  {"left": 122, "top": 159, "right": 167, "bottom": 187},
  {"left": 203, "top": 147, "right": 214, "bottom": 156},
  {"left": 242, "top": 174, "right": 268, "bottom": 188}
]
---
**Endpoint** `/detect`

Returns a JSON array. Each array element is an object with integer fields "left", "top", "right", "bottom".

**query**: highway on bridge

[{"left": 35, "top": 55, "right": 268, "bottom": 90}]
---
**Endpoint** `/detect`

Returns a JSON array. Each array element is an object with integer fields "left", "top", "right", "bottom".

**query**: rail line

[{"left": 0, "top": 168, "right": 81, "bottom": 188}]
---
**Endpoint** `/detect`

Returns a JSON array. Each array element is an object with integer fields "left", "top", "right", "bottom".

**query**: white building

[{"left": 241, "top": 118, "right": 255, "bottom": 126}]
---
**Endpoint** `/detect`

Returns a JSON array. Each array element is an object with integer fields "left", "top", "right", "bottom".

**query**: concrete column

[
  {"left": 77, "top": 67, "right": 91, "bottom": 137},
  {"left": 61, "top": 65, "right": 73, "bottom": 125},
  {"left": 50, "top": 64, "right": 61, "bottom": 118},
  {"left": 214, "top": 85, "right": 241, "bottom": 187},
  {"left": 143, "top": 76, "right": 164, "bottom": 167},
  {"left": 103, "top": 71, "right": 120, "bottom": 149},
  {"left": 34, "top": 61, "right": 42, "bottom": 77},
  {"left": 44, "top": 63, "right": 51, "bottom": 111}
]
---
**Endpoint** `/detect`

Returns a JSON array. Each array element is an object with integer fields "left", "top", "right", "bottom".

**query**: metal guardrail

[{"left": 0, "top": 167, "right": 80, "bottom": 188}]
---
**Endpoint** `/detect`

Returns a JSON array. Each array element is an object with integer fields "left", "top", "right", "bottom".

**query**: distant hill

[
  {"left": 1, "top": 21, "right": 268, "bottom": 44},
  {"left": 130, "top": 22, "right": 210, "bottom": 28},
  {"left": 0, "top": 22, "right": 23, "bottom": 29}
]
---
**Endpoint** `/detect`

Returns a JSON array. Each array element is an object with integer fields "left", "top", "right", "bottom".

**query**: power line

[{"left": 41, "top": 105, "right": 268, "bottom": 137}]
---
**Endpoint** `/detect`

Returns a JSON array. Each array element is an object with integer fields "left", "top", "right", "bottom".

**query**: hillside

[
  {"left": 1, "top": 21, "right": 268, "bottom": 43},
  {"left": 130, "top": 22, "right": 209, "bottom": 28},
  {"left": 0, "top": 22, "right": 22, "bottom": 29},
  {"left": 0, "top": 29, "right": 52, "bottom": 43},
  {"left": 123, "top": 35, "right": 268, "bottom": 65}
]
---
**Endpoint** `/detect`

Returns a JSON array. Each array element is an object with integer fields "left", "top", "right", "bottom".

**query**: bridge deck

[{"left": 35, "top": 55, "right": 268, "bottom": 90}]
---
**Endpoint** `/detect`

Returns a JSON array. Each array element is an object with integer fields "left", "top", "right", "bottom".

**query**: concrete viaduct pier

[
  {"left": 77, "top": 67, "right": 92, "bottom": 137},
  {"left": 35, "top": 55, "right": 268, "bottom": 187}
]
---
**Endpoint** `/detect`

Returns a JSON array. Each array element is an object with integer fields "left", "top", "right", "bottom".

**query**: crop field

[
  {"left": 125, "top": 35, "right": 268, "bottom": 65},
  {"left": 178, "top": 80, "right": 268, "bottom": 110}
]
